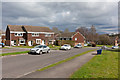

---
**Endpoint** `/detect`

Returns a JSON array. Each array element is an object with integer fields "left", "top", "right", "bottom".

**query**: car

[
  {"left": 28, "top": 45, "right": 50, "bottom": 55},
  {"left": 74, "top": 44, "right": 82, "bottom": 48},
  {"left": 84, "top": 44, "right": 88, "bottom": 46},
  {"left": 0, "top": 43, "right": 5, "bottom": 48},
  {"left": 60, "top": 44, "right": 71, "bottom": 50},
  {"left": 112, "top": 46, "right": 119, "bottom": 49}
]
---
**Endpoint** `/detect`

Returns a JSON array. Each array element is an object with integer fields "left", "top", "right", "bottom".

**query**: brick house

[
  {"left": 6, "top": 25, "right": 55, "bottom": 46},
  {"left": 55, "top": 32, "right": 85, "bottom": 46}
]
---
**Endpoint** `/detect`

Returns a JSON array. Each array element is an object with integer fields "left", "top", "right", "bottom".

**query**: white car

[
  {"left": 29, "top": 45, "right": 50, "bottom": 55},
  {"left": 112, "top": 46, "right": 119, "bottom": 49},
  {"left": 84, "top": 44, "right": 88, "bottom": 47},
  {"left": 74, "top": 44, "right": 82, "bottom": 48},
  {"left": 60, "top": 44, "right": 71, "bottom": 50}
]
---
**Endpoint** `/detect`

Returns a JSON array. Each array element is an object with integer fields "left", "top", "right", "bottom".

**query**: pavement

[{"left": 2, "top": 47, "right": 98, "bottom": 78}]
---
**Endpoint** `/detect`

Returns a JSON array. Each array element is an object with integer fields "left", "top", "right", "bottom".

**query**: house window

[
  {"left": 45, "top": 34, "right": 51, "bottom": 37},
  {"left": 69, "top": 38, "right": 72, "bottom": 40},
  {"left": 32, "top": 33, "right": 39, "bottom": 37},
  {"left": 64, "top": 38, "right": 66, "bottom": 40},
  {"left": 19, "top": 40, "right": 25, "bottom": 44},
  {"left": 15, "top": 33, "right": 17, "bottom": 36},
  {"left": 14, "top": 33, "right": 23, "bottom": 36},
  {"left": 75, "top": 38, "right": 77, "bottom": 41},
  {"left": 36, "top": 39, "right": 41, "bottom": 44}
]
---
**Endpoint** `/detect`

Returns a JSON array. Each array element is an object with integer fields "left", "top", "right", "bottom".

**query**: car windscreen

[
  {"left": 63, "top": 45, "right": 69, "bottom": 46},
  {"left": 35, "top": 45, "right": 43, "bottom": 48}
]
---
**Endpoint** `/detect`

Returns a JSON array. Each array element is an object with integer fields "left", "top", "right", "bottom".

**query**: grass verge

[
  {"left": 70, "top": 50, "right": 118, "bottom": 78},
  {"left": 1, "top": 51, "right": 29, "bottom": 56},
  {"left": 37, "top": 49, "right": 96, "bottom": 71},
  {"left": 48, "top": 45, "right": 61, "bottom": 50},
  {"left": 96, "top": 45, "right": 113, "bottom": 47},
  {"left": 13, "top": 46, "right": 35, "bottom": 48}
]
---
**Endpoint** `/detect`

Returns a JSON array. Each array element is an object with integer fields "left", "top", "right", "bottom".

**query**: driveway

[{"left": 2, "top": 47, "right": 98, "bottom": 78}]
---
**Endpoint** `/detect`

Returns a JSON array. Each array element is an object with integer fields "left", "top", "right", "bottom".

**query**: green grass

[
  {"left": 96, "top": 45, "right": 113, "bottom": 47},
  {"left": 48, "top": 45, "right": 61, "bottom": 50},
  {"left": 70, "top": 50, "right": 118, "bottom": 78},
  {"left": 2, "top": 47, "right": 11, "bottom": 49},
  {"left": 1, "top": 51, "right": 29, "bottom": 56},
  {"left": 37, "top": 49, "right": 96, "bottom": 71},
  {"left": 13, "top": 46, "right": 35, "bottom": 48}
]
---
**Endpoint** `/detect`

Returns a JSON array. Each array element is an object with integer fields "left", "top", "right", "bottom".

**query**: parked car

[
  {"left": 0, "top": 43, "right": 5, "bottom": 48},
  {"left": 28, "top": 45, "right": 50, "bottom": 55},
  {"left": 84, "top": 44, "right": 88, "bottom": 47},
  {"left": 74, "top": 44, "right": 82, "bottom": 48},
  {"left": 60, "top": 44, "right": 71, "bottom": 50},
  {"left": 112, "top": 46, "right": 119, "bottom": 49}
]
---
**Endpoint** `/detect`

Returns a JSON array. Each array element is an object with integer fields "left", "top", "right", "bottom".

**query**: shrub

[{"left": 56, "top": 40, "right": 75, "bottom": 46}]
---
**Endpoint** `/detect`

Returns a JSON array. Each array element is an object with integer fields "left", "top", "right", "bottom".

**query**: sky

[{"left": 1, "top": 1, "right": 119, "bottom": 34}]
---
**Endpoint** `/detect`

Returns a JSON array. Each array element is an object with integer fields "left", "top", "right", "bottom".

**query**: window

[
  {"left": 64, "top": 38, "right": 66, "bottom": 40},
  {"left": 75, "top": 38, "right": 77, "bottom": 41},
  {"left": 43, "top": 46, "right": 47, "bottom": 48},
  {"left": 32, "top": 33, "right": 39, "bottom": 37},
  {"left": 14, "top": 33, "right": 23, "bottom": 36},
  {"left": 15, "top": 33, "right": 17, "bottom": 36},
  {"left": 19, "top": 40, "right": 25, "bottom": 44},
  {"left": 45, "top": 34, "right": 51, "bottom": 37},
  {"left": 36, "top": 39, "right": 41, "bottom": 44},
  {"left": 69, "top": 38, "right": 72, "bottom": 40}
]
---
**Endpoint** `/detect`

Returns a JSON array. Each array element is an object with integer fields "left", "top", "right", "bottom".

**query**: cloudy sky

[{"left": 2, "top": 1, "right": 118, "bottom": 34}]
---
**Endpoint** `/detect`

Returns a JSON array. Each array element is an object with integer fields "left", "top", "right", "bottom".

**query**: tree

[
  {"left": 89, "top": 25, "right": 97, "bottom": 42},
  {"left": 98, "top": 34, "right": 111, "bottom": 45},
  {"left": 52, "top": 27, "right": 60, "bottom": 33},
  {"left": 64, "top": 28, "right": 69, "bottom": 33}
]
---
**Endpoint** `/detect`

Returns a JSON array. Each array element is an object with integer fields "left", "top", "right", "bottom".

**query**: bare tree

[
  {"left": 64, "top": 28, "right": 69, "bottom": 33},
  {"left": 52, "top": 27, "right": 60, "bottom": 33}
]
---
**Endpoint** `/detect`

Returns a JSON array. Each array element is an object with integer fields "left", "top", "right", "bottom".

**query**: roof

[
  {"left": 7, "top": 25, "right": 53, "bottom": 32},
  {"left": 24, "top": 26, "right": 53, "bottom": 32},
  {"left": 56, "top": 32, "right": 76, "bottom": 38},
  {"left": 7, "top": 25, "right": 24, "bottom": 32}
]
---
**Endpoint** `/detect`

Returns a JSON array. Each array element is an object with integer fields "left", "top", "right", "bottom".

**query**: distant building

[{"left": 55, "top": 32, "right": 85, "bottom": 46}]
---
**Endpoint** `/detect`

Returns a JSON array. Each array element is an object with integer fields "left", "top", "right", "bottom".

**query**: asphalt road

[{"left": 2, "top": 47, "right": 98, "bottom": 78}]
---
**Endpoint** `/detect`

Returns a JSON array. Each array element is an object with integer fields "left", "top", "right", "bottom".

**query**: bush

[
  {"left": 56, "top": 40, "right": 75, "bottom": 47},
  {"left": 88, "top": 42, "right": 96, "bottom": 47}
]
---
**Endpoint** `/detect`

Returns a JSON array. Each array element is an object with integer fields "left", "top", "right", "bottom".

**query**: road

[{"left": 2, "top": 47, "right": 98, "bottom": 78}]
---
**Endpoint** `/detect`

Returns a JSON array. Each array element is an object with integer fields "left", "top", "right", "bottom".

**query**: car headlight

[{"left": 36, "top": 49, "right": 39, "bottom": 51}]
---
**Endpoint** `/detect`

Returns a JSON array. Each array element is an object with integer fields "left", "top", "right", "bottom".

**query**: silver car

[
  {"left": 74, "top": 44, "right": 82, "bottom": 48},
  {"left": 29, "top": 45, "right": 50, "bottom": 55}
]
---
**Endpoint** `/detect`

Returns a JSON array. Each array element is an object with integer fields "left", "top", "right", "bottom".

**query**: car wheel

[
  {"left": 47, "top": 50, "right": 50, "bottom": 53},
  {"left": 39, "top": 50, "right": 42, "bottom": 55}
]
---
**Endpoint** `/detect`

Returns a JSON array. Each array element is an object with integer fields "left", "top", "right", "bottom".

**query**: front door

[{"left": 28, "top": 41, "right": 33, "bottom": 46}]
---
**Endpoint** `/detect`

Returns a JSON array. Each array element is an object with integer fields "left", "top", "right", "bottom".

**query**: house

[
  {"left": 6, "top": 25, "right": 55, "bottom": 46},
  {"left": 55, "top": 32, "right": 85, "bottom": 46}
]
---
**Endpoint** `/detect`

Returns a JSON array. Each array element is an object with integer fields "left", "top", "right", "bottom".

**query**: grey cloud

[{"left": 2, "top": 2, "right": 118, "bottom": 34}]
